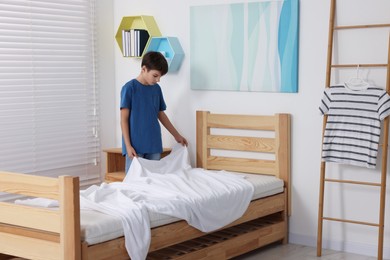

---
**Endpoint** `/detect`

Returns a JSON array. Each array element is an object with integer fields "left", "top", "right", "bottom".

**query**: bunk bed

[{"left": 0, "top": 110, "right": 291, "bottom": 260}]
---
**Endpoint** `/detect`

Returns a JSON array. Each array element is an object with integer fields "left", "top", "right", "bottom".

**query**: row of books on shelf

[{"left": 121, "top": 29, "right": 149, "bottom": 57}]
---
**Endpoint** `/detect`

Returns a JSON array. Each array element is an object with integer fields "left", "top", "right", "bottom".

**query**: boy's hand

[
  {"left": 126, "top": 146, "right": 138, "bottom": 158},
  {"left": 175, "top": 135, "right": 188, "bottom": 146}
]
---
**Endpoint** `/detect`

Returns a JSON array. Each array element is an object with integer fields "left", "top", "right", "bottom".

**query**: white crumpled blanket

[{"left": 17, "top": 144, "right": 254, "bottom": 260}]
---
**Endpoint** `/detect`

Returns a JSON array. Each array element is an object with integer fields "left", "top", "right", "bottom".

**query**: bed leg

[
  {"left": 81, "top": 242, "right": 89, "bottom": 260},
  {"left": 282, "top": 212, "right": 289, "bottom": 245},
  {"left": 282, "top": 189, "right": 289, "bottom": 245}
]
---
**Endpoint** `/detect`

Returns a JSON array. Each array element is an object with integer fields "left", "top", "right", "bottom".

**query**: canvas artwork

[{"left": 190, "top": 0, "right": 299, "bottom": 92}]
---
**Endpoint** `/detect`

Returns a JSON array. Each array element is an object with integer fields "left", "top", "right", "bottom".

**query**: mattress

[{"left": 80, "top": 173, "right": 284, "bottom": 245}]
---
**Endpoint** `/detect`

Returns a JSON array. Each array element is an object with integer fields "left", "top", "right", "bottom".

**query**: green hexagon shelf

[
  {"left": 115, "top": 15, "right": 162, "bottom": 57},
  {"left": 145, "top": 37, "right": 184, "bottom": 72}
]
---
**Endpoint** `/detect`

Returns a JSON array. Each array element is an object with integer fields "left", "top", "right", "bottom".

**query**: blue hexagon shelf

[{"left": 145, "top": 37, "right": 184, "bottom": 72}]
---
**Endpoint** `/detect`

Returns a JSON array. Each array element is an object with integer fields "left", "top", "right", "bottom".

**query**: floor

[
  {"left": 234, "top": 243, "right": 383, "bottom": 260},
  {"left": 4, "top": 243, "right": 386, "bottom": 260}
]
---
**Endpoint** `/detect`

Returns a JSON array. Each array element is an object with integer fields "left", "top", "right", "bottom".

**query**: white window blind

[{"left": 0, "top": 0, "right": 100, "bottom": 191}]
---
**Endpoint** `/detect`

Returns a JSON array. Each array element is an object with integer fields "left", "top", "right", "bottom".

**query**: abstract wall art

[{"left": 190, "top": 0, "right": 299, "bottom": 92}]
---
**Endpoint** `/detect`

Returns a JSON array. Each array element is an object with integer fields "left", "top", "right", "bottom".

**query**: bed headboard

[{"left": 196, "top": 111, "right": 291, "bottom": 212}]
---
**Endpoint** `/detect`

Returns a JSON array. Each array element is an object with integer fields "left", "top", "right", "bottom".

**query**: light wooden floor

[{"left": 234, "top": 243, "right": 385, "bottom": 260}]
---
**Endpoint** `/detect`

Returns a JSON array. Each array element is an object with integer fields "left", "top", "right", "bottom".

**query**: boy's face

[{"left": 141, "top": 66, "right": 162, "bottom": 85}]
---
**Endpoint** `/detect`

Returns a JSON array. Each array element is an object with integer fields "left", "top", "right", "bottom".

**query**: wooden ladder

[{"left": 316, "top": 1, "right": 390, "bottom": 260}]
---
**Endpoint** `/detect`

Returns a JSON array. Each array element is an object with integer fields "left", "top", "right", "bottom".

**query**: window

[{"left": 0, "top": 0, "right": 100, "bottom": 197}]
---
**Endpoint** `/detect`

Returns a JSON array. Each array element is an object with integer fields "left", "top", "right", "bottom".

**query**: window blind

[{"left": 0, "top": 0, "right": 100, "bottom": 194}]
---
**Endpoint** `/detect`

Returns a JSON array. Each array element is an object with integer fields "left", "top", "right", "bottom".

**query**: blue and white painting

[{"left": 190, "top": 0, "right": 299, "bottom": 92}]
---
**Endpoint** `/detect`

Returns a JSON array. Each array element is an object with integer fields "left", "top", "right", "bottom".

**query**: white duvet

[{"left": 17, "top": 144, "right": 254, "bottom": 260}]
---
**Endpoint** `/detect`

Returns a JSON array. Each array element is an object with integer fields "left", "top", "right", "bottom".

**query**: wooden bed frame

[{"left": 0, "top": 111, "right": 290, "bottom": 260}]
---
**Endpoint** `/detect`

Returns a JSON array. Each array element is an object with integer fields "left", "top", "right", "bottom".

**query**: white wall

[
  {"left": 100, "top": 0, "right": 390, "bottom": 257},
  {"left": 97, "top": 0, "right": 116, "bottom": 180}
]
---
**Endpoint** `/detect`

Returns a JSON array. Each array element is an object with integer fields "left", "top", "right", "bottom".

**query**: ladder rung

[
  {"left": 331, "top": 63, "right": 388, "bottom": 68},
  {"left": 335, "top": 23, "right": 390, "bottom": 30},
  {"left": 323, "top": 217, "right": 379, "bottom": 227},
  {"left": 324, "top": 178, "right": 381, "bottom": 186}
]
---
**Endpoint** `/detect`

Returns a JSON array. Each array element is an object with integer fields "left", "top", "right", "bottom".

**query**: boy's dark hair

[{"left": 141, "top": 51, "right": 168, "bottom": 76}]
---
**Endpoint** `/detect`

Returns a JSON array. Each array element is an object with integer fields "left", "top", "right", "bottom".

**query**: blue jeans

[{"left": 125, "top": 153, "right": 161, "bottom": 174}]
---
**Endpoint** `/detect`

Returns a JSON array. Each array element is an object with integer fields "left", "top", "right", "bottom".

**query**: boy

[{"left": 120, "top": 51, "right": 188, "bottom": 174}]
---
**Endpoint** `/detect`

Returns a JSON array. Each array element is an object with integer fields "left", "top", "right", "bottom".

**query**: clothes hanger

[{"left": 344, "top": 64, "right": 369, "bottom": 90}]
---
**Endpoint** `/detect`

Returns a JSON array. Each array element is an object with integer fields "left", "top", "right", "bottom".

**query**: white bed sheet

[
  {"left": 80, "top": 172, "right": 284, "bottom": 245},
  {"left": 81, "top": 144, "right": 256, "bottom": 260}
]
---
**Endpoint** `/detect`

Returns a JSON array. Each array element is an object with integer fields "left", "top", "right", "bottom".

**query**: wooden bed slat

[
  {"left": 0, "top": 203, "right": 60, "bottom": 233},
  {"left": 206, "top": 156, "right": 276, "bottom": 175},
  {"left": 0, "top": 232, "right": 61, "bottom": 260},
  {"left": 0, "top": 224, "right": 59, "bottom": 243},
  {"left": 207, "top": 135, "right": 276, "bottom": 153},
  {"left": 207, "top": 114, "right": 276, "bottom": 130},
  {"left": 0, "top": 171, "right": 59, "bottom": 200}
]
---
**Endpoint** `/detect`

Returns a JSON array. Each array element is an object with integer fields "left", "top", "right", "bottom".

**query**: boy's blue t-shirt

[{"left": 120, "top": 79, "right": 167, "bottom": 155}]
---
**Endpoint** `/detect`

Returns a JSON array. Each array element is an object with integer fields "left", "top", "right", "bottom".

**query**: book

[
  {"left": 136, "top": 29, "right": 149, "bottom": 56},
  {"left": 122, "top": 30, "right": 128, "bottom": 57},
  {"left": 130, "top": 29, "right": 135, "bottom": 56}
]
